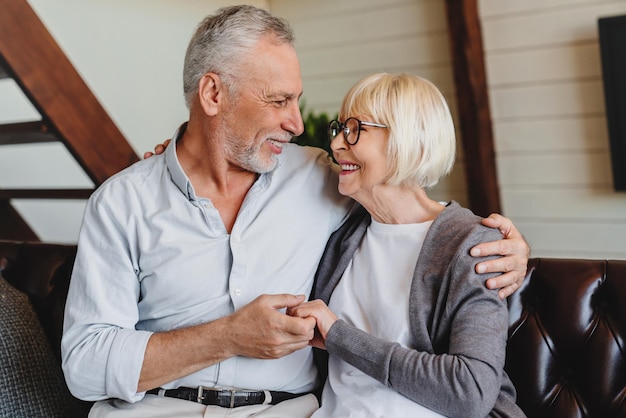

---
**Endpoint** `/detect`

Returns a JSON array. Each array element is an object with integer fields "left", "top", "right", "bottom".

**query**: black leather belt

[{"left": 146, "top": 386, "right": 304, "bottom": 408}]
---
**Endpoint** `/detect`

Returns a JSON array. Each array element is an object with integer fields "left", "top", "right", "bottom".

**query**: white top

[
  {"left": 315, "top": 218, "right": 445, "bottom": 417},
  {"left": 61, "top": 125, "right": 352, "bottom": 402}
]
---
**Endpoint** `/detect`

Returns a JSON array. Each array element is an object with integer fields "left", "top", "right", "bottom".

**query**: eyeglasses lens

[
  {"left": 328, "top": 118, "right": 362, "bottom": 144},
  {"left": 328, "top": 120, "right": 340, "bottom": 140},
  {"left": 345, "top": 118, "right": 359, "bottom": 144}
]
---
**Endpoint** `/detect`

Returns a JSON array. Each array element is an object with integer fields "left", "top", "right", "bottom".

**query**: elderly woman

[{"left": 289, "top": 73, "right": 526, "bottom": 417}]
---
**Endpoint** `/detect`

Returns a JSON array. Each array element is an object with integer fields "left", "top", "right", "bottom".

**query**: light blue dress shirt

[{"left": 61, "top": 125, "right": 352, "bottom": 403}]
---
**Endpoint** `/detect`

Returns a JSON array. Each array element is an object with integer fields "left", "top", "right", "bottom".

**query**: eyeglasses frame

[{"left": 328, "top": 117, "right": 388, "bottom": 146}]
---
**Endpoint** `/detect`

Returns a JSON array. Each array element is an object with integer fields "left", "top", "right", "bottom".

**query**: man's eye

[{"left": 275, "top": 99, "right": 287, "bottom": 107}]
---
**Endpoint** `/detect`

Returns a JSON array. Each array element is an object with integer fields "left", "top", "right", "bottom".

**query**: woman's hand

[
  {"left": 287, "top": 300, "right": 338, "bottom": 350},
  {"left": 471, "top": 214, "right": 530, "bottom": 299}
]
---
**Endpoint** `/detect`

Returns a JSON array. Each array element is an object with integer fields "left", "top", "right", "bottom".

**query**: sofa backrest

[
  {"left": 0, "top": 240, "right": 77, "bottom": 360},
  {"left": 0, "top": 240, "right": 91, "bottom": 417},
  {"left": 507, "top": 258, "right": 626, "bottom": 417}
]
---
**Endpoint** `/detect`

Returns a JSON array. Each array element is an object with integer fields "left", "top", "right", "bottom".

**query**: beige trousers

[{"left": 88, "top": 393, "right": 319, "bottom": 418}]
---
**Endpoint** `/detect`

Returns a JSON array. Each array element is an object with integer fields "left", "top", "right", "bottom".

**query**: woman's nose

[{"left": 330, "top": 131, "right": 348, "bottom": 152}]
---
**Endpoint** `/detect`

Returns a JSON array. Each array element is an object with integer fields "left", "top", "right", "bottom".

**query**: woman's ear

[{"left": 197, "top": 72, "right": 222, "bottom": 116}]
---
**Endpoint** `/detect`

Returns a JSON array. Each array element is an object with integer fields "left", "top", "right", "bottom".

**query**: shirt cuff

[{"left": 106, "top": 328, "right": 153, "bottom": 402}]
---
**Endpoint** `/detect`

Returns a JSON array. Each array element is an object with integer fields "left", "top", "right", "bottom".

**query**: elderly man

[{"left": 62, "top": 5, "right": 529, "bottom": 418}]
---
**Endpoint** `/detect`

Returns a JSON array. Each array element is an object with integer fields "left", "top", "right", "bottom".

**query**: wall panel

[
  {"left": 502, "top": 188, "right": 626, "bottom": 220},
  {"left": 486, "top": 43, "right": 601, "bottom": 86},
  {"left": 514, "top": 221, "right": 626, "bottom": 259},
  {"left": 490, "top": 80, "right": 606, "bottom": 120},
  {"left": 482, "top": 3, "right": 626, "bottom": 51},
  {"left": 479, "top": 0, "right": 603, "bottom": 18},
  {"left": 497, "top": 152, "right": 612, "bottom": 186},
  {"left": 480, "top": 0, "right": 626, "bottom": 258},
  {"left": 494, "top": 116, "right": 608, "bottom": 153}
]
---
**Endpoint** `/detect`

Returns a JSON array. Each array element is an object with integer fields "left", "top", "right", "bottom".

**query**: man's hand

[
  {"left": 287, "top": 299, "right": 338, "bottom": 350},
  {"left": 472, "top": 214, "right": 530, "bottom": 299},
  {"left": 143, "top": 139, "right": 171, "bottom": 159},
  {"left": 138, "top": 293, "right": 314, "bottom": 392},
  {"left": 224, "top": 294, "right": 316, "bottom": 359}
]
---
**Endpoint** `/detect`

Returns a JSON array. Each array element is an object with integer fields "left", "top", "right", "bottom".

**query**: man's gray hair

[{"left": 183, "top": 5, "right": 295, "bottom": 108}]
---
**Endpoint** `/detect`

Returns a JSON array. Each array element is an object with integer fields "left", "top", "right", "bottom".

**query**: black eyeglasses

[{"left": 328, "top": 117, "right": 388, "bottom": 145}]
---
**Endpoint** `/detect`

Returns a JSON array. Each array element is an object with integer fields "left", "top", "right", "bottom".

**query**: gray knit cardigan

[{"left": 311, "top": 201, "right": 526, "bottom": 418}]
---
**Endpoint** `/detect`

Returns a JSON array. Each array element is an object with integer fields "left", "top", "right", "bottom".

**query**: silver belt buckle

[
  {"left": 228, "top": 389, "right": 236, "bottom": 408},
  {"left": 197, "top": 386, "right": 204, "bottom": 403}
]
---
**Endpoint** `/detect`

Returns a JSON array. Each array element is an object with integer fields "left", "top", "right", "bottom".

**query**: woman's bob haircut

[{"left": 338, "top": 73, "right": 456, "bottom": 189}]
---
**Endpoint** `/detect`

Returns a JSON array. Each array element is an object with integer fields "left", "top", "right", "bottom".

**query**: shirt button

[{"left": 234, "top": 288, "right": 242, "bottom": 296}]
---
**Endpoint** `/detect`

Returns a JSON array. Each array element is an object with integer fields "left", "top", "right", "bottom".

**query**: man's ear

[{"left": 197, "top": 73, "right": 223, "bottom": 116}]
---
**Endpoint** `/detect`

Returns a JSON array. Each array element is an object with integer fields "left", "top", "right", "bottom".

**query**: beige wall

[
  {"left": 273, "top": 0, "right": 626, "bottom": 259},
  {"left": 270, "top": 0, "right": 469, "bottom": 207},
  {"left": 480, "top": 0, "right": 626, "bottom": 258}
]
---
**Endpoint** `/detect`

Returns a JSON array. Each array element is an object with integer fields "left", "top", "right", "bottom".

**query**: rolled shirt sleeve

[{"left": 62, "top": 182, "right": 153, "bottom": 402}]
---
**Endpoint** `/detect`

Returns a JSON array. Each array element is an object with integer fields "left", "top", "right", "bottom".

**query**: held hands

[
  {"left": 287, "top": 300, "right": 338, "bottom": 350},
  {"left": 225, "top": 294, "right": 316, "bottom": 359},
  {"left": 471, "top": 214, "right": 531, "bottom": 299}
]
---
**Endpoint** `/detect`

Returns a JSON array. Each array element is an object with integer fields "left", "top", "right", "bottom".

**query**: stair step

[
  {"left": 0, "top": 200, "right": 39, "bottom": 241},
  {"left": 0, "top": 58, "right": 9, "bottom": 79},
  {"left": 0, "top": 121, "right": 58, "bottom": 145},
  {"left": 0, "top": 189, "right": 94, "bottom": 199}
]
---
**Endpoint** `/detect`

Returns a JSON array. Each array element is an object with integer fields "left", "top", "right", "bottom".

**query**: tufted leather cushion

[{"left": 506, "top": 258, "right": 626, "bottom": 418}]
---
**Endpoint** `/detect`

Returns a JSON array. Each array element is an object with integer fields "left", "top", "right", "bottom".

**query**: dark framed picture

[{"left": 599, "top": 14, "right": 626, "bottom": 191}]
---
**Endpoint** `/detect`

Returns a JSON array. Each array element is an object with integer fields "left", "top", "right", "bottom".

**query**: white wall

[
  {"left": 479, "top": 0, "right": 626, "bottom": 258},
  {"left": 0, "top": 0, "right": 267, "bottom": 243}
]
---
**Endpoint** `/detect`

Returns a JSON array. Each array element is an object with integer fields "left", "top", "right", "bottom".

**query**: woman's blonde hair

[{"left": 338, "top": 73, "right": 456, "bottom": 188}]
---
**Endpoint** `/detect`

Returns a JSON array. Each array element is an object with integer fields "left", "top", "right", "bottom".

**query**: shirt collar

[{"left": 165, "top": 122, "right": 196, "bottom": 200}]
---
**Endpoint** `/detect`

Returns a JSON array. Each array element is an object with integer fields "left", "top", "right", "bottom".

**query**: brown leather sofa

[{"left": 1, "top": 240, "right": 625, "bottom": 417}]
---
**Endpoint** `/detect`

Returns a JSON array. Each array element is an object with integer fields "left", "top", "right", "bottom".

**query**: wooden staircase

[{"left": 0, "top": 0, "right": 139, "bottom": 241}]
